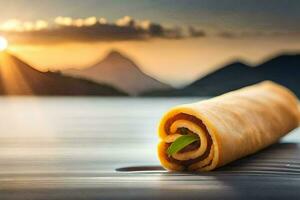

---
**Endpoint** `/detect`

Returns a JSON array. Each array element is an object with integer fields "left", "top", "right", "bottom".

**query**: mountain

[
  {"left": 0, "top": 51, "right": 126, "bottom": 96},
  {"left": 63, "top": 50, "right": 171, "bottom": 96},
  {"left": 144, "top": 53, "right": 300, "bottom": 97}
]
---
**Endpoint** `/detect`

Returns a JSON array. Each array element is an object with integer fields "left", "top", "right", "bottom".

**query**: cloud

[
  {"left": 217, "top": 30, "right": 300, "bottom": 39},
  {"left": 115, "top": 16, "right": 134, "bottom": 27},
  {"left": 0, "top": 19, "right": 48, "bottom": 32},
  {"left": 0, "top": 16, "right": 204, "bottom": 45},
  {"left": 188, "top": 26, "right": 206, "bottom": 37},
  {"left": 54, "top": 16, "right": 99, "bottom": 27},
  {"left": 217, "top": 31, "right": 236, "bottom": 39},
  {"left": 1, "top": 16, "right": 298, "bottom": 45}
]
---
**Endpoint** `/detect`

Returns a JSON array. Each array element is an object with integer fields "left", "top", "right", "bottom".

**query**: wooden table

[{"left": 0, "top": 97, "right": 299, "bottom": 199}]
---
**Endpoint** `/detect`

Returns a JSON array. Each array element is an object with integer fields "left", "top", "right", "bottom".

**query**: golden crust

[{"left": 157, "top": 81, "right": 300, "bottom": 171}]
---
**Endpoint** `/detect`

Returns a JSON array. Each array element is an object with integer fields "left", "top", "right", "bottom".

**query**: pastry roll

[{"left": 158, "top": 81, "right": 299, "bottom": 171}]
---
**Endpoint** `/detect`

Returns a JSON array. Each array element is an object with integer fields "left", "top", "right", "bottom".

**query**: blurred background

[
  {"left": 0, "top": 1, "right": 300, "bottom": 195},
  {"left": 0, "top": 0, "right": 299, "bottom": 97}
]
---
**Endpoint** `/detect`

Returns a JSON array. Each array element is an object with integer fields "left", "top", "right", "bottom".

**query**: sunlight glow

[
  {"left": 0, "top": 52, "right": 33, "bottom": 94},
  {"left": 0, "top": 36, "right": 8, "bottom": 51}
]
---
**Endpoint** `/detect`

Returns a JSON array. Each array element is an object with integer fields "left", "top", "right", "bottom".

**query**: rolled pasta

[{"left": 158, "top": 81, "right": 300, "bottom": 171}]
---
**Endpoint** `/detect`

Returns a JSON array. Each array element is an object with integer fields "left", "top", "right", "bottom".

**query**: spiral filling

[{"left": 163, "top": 113, "right": 213, "bottom": 170}]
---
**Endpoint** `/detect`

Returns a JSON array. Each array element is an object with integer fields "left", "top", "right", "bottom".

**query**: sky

[
  {"left": 1, "top": 0, "right": 300, "bottom": 32},
  {"left": 0, "top": 0, "right": 299, "bottom": 86}
]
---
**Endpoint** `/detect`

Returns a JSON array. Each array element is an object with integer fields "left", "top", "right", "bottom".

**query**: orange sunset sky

[{"left": 0, "top": 0, "right": 299, "bottom": 87}]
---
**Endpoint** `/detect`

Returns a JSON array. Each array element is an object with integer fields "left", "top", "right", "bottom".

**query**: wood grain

[{"left": 0, "top": 97, "right": 299, "bottom": 199}]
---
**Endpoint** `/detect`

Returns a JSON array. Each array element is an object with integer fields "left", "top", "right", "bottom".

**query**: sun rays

[{"left": 0, "top": 51, "right": 34, "bottom": 95}]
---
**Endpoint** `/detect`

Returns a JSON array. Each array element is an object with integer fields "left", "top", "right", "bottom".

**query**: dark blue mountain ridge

[{"left": 143, "top": 53, "right": 300, "bottom": 97}]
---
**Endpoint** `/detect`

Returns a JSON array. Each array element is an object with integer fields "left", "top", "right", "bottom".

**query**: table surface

[{"left": 0, "top": 97, "right": 299, "bottom": 200}]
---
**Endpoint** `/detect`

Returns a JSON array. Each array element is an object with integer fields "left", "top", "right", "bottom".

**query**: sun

[{"left": 0, "top": 36, "right": 8, "bottom": 51}]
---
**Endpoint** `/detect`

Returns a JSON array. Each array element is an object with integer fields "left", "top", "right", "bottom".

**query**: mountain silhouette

[
  {"left": 0, "top": 51, "right": 126, "bottom": 96},
  {"left": 63, "top": 50, "right": 171, "bottom": 96},
  {"left": 144, "top": 53, "right": 300, "bottom": 97}
]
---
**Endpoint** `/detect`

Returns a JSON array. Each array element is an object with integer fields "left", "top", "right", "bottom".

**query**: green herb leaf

[{"left": 167, "top": 135, "right": 199, "bottom": 156}]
